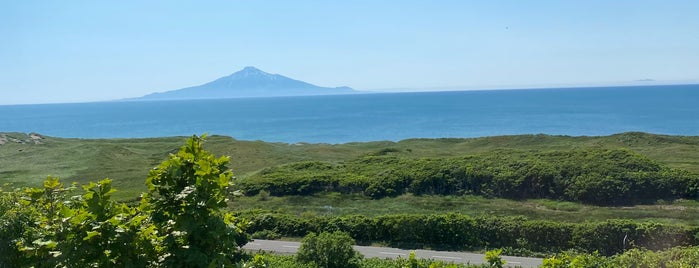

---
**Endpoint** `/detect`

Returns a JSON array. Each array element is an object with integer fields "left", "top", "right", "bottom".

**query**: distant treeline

[
  {"left": 240, "top": 210, "right": 698, "bottom": 256},
  {"left": 237, "top": 148, "right": 699, "bottom": 205}
]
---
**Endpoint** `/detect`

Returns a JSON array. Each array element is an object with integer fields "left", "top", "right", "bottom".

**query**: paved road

[{"left": 243, "top": 239, "right": 543, "bottom": 268}]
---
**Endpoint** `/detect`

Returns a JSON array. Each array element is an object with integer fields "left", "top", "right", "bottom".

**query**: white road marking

[
  {"left": 379, "top": 252, "right": 406, "bottom": 256},
  {"left": 432, "top": 255, "right": 462, "bottom": 260},
  {"left": 281, "top": 245, "right": 299, "bottom": 248}
]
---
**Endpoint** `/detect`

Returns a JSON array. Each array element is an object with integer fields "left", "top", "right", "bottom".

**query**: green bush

[
  {"left": 541, "top": 246, "right": 699, "bottom": 267},
  {"left": 245, "top": 211, "right": 696, "bottom": 256},
  {"left": 6, "top": 177, "right": 157, "bottom": 267},
  {"left": 0, "top": 135, "right": 250, "bottom": 267},
  {"left": 246, "top": 253, "right": 483, "bottom": 268},
  {"left": 0, "top": 186, "right": 34, "bottom": 266},
  {"left": 241, "top": 254, "right": 270, "bottom": 268},
  {"left": 144, "top": 134, "right": 249, "bottom": 266},
  {"left": 296, "top": 231, "right": 362, "bottom": 268},
  {"left": 237, "top": 148, "right": 698, "bottom": 205},
  {"left": 484, "top": 249, "right": 506, "bottom": 268},
  {"left": 251, "top": 230, "right": 281, "bottom": 240}
]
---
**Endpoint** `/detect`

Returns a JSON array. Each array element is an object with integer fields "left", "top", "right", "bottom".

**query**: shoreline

[
  {"left": 2, "top": 131, "right": 699, "bottom": 146},
  {"left": 0, "top": 131, "right": 699, "bottom": 145}
]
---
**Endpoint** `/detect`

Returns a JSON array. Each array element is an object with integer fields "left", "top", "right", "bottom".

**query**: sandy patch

[{"left": 0, "top": 133, "right": 43, "bottom": 145}]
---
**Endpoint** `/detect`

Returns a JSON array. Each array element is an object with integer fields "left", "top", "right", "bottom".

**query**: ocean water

[{"left": 1, "top": 85, "right": 698, "bottom": 144}]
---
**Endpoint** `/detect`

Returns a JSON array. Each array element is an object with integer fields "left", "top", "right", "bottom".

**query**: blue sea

[{"left": 1, "top": 85, "right": 698, "bottom": 144}]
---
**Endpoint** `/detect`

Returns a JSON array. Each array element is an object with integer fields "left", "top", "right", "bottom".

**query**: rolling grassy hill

[
  {"left": 2, "top": 131, "right": 699, "bottom": 229},
  {"left": 2, "top": 132, "right": 699, "bottom": 200}
]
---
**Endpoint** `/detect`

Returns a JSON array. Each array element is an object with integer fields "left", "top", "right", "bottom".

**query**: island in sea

[{"left": 131, "top": 66, "right": 357, "bottom": 101}]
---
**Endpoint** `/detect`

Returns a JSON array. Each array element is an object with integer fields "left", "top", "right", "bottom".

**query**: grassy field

[
  {"left": 234, "top": 193, "right": 699, "bottom": 226},
  {"left": 2, "top": 131, "right": 699, "bottom": 202},
  {"left": 4, "top": 131, "right": 698, "bottom": 226}
]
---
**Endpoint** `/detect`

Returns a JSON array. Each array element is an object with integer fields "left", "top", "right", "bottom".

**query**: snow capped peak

[
  {"left": 230, "top": 66, "right": 277, "bottom": 80},
  {"left": 241, "top": 66, "right": 262, "bottom": 72}
]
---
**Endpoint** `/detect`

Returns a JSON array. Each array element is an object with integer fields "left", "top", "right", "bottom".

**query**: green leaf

[
  {"left": 33, "top": 239, "right": 58, "bottom": 249},
  {"left": 84, "top": 230, "right": 101, "bottom": 240}
]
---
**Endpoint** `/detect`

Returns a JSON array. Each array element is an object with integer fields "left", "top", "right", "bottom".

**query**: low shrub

[
  {"left": 296, "top": 231, "right": 362, "bottom": 268},
  {"left": 243, "top": 211, "right": 696, "bottom": 256}
]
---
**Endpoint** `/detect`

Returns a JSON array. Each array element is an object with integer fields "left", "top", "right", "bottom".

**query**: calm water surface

[{"left": 1, "top": 85, "right": 698, "bottom": 143}]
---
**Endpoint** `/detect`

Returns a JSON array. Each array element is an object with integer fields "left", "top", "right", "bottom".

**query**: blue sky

[{"left": 2, "top": 1, "right": 698, "bottom": 104}]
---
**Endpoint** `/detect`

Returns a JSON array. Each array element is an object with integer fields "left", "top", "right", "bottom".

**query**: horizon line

[{"left": 2, "top": 81, "right": 699, "bottom": 106}]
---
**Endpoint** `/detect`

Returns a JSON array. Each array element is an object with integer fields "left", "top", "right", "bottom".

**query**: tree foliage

[
  {"left": 144, "top": 134, "right": 248, "bottom": 267},
  {"left": 3, "top": 177, "right": 156, "bottom": 267},
  {"left": 0, "top": 135, "right": 248, "bottom": 267}
]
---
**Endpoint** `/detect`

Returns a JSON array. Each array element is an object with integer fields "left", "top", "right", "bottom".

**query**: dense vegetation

[
  {"left": 250, "top": 252, "right": 497, "bottom": 268},
  {"left": 540, "top": 247, "right": 699, "bottom": 267},
  {"left": 240, "top": 210, "right": 698, "bottom": 256},
  {"left": 231, "top": 141, "right": 699, "bottom": 257},
  {"left": 233, "top": 193, "right": 699, "bottom": 225},
  {"left": 2, "top": 132, "right": 699, "bottom": 266},
  {"left": 246, "top": 246, "right": 699, "bottom": 268},
  {"left": 0, "top": 136, "right": 249, "bottom": 267},
  {"left": 237, "top": 149, "right": 699, "bottom": 205},
  {"left": 3, "top": 132, "right": 699, "bottom": 200}
]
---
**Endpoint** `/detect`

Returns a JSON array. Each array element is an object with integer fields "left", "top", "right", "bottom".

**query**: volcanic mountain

[{"left": 136, "top": 67, "right": 356, "bottom": 100}]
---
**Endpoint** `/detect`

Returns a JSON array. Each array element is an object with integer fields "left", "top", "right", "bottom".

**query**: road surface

[{"left": 243, "top": 239, "right": 543, "bottom": 268}]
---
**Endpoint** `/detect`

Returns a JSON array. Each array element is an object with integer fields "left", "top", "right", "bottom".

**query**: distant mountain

[{"left": 134, "top": 67, "right": 356, "bottom": 100}]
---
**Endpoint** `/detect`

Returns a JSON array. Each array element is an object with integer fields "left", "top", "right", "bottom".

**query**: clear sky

[{"left": 2, "top": 1, "right": 698, "bottom": 105}]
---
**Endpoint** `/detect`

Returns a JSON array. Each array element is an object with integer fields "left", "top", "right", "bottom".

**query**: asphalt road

[{"left": 243, "top": 239, "right": 543, "bottom": 268}]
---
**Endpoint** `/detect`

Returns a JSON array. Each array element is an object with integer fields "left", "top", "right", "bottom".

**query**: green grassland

[
  {"left": 234, "top": 193, "right": 699, "bottom": 226},
  {"left": 2, "top": 131, "right": 699, "bottom": 225}
]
